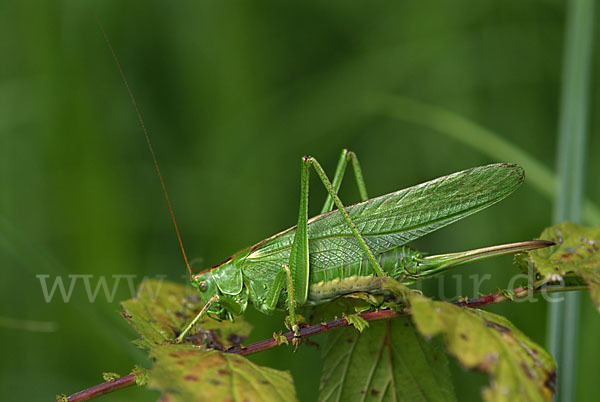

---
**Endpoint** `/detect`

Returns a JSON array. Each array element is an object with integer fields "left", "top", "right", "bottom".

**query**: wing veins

[{"left": 242, "top": 164, "right": 523, "bottom": 272}]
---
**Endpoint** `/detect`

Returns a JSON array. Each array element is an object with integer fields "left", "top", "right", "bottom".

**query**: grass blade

[
  {"left": 548, "top": 0, "right": 595, "bottom": 401},
  {"left": 370, "top": 94, "right": 600, "bottom": 225}
]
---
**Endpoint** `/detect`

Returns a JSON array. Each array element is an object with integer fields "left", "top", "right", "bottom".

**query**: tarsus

[{"left": 95, "top": 15, "right": 194, "bottom": 279}]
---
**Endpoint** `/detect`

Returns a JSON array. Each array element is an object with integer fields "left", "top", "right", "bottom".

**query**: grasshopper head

[
  {"left": 191, "top": 271, "right": 227, "bottom": 320},
  {"left": 192, "top": 265, "right": 248, "bottom": 321}
]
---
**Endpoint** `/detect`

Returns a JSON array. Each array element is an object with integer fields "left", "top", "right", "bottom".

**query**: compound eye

[{"left": 199, "top": 280, "right": 208, "bottom": 292}]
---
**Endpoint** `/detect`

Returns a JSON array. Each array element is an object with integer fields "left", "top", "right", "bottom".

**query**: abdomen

[{"left": 307, "top": 246, "right": 422, "bottom": 303}]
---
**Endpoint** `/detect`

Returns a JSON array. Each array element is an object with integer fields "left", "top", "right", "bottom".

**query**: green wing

[{"left": 241, "top": 163, "right": 523, "bottom": 278}]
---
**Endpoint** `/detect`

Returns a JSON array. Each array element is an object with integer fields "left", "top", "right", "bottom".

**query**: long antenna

[{"left": 95, "top": 15, "right": 194, "bottom": 279}]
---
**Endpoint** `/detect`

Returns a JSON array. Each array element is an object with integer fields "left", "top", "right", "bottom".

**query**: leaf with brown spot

[
  {"left": 120, "top": 279, "right": 252, "bottom": 349},
  {"left": 150, "top": 344, "right": 297, "bottom": 402},
  {"left": 319, "top": 316, "right": 456, "bottom": 401},
  {"left": 409, "top": 294, "right": 556, "bottom": 402},
  {"left": 527, "top": 222, "right": 600, "bottom": 311}
]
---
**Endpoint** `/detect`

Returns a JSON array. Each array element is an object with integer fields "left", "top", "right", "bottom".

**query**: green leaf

[
  {"left": 273, "top": 331, "right": 289, "bottom": 346},
  {"left": 409, "top": 295, "right": 556, "bottom": 402},
  {"left": 149, "top": 344, "right": 297, "bottom": 402},
  {"left": 528, "top": 222, "right": 600, "bottom": 310},
  {"left": 102, "top": 372, "right": 121, "bottom": 382},
  {"left": 499, "top": 288, "right": 516, "bottom": 301},
  {"left": 319, "top": 317, "right": 456, "bottom": 401},
  {"left": 343, "top": 313, "right": 369, "bottom": 333},
  {"left": 120, "top": 280, "right": 295, "bottom": 401},
  {"left": 120, "top": 279, "right": 252, "bottom": 349},
  {"left": 132, "top": 365, "right": 149, "bottom": 386}
]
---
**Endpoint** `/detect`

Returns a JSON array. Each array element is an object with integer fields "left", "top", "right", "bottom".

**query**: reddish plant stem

[
  {"left": 226, "top": 309, "right": 401, "bottom": 356},
  {"left": 66, "top": 374, "right": 135, "bottom": 402},
  {"left": 455, "top": 287, "right": 526, "bottom": 308},
  {"left": 227, "top": 283, "right": 553, "bottom": 355},
  {"left": 65, "top": 283, "right": 581, "bottom": 401},
  {"left": 64, "top": 310, "right": 403, "bottom": 400}
]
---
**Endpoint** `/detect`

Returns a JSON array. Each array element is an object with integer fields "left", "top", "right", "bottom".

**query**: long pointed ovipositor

[{"left": 412, "top": 240, "right": 555, "bottom": 279}]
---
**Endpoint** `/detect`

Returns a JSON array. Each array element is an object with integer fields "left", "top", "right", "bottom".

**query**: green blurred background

[{"left": 1, "top": 1, "right": 599, "bottom": 401}]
